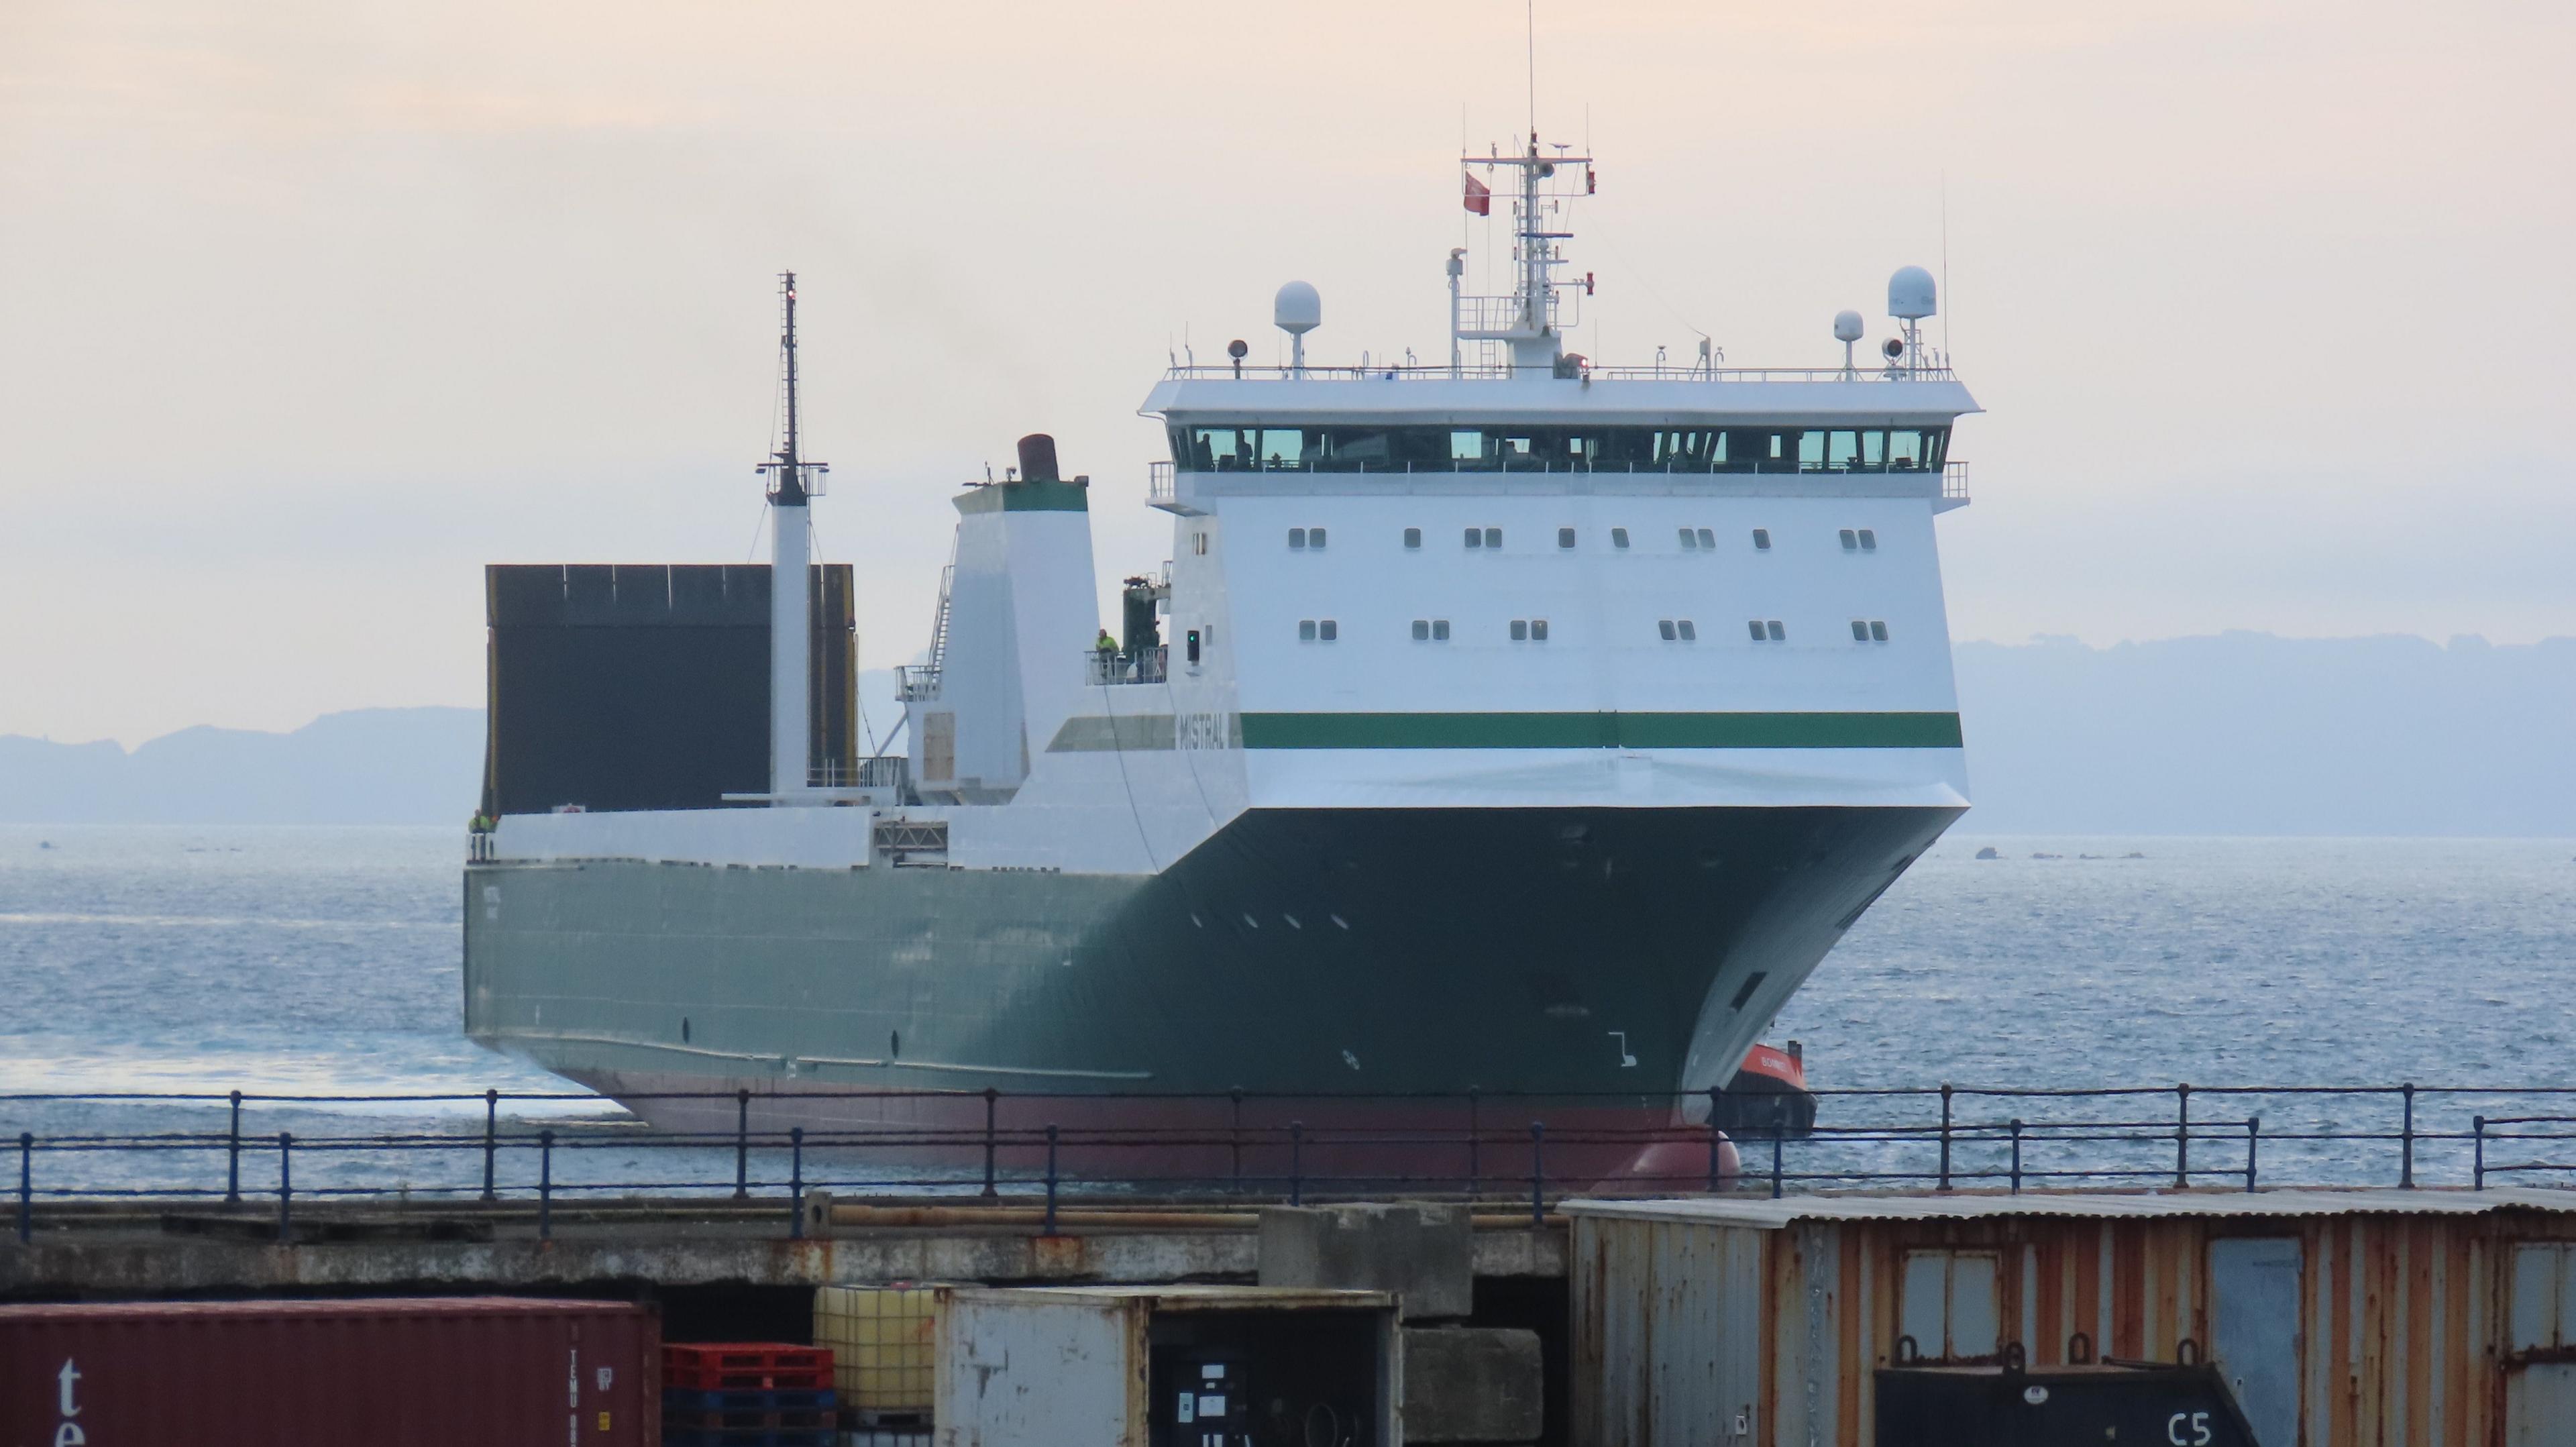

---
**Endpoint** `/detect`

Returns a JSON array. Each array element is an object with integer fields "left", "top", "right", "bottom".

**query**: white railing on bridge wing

[
  {"left": 1943, "top": 460, "right": 1970, "bottom": 501},
  {"left": 1147, "top": 460, "right": 1174, "bottom": 503},
  {"left": 1087, "top": 645, "right": 1169, "bottom": 686},
  {"left": 895, "top": 664, "right": 941, "bottom": 701}
]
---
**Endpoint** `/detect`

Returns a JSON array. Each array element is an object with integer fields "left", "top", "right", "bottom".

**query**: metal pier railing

[{"left": 11, "top": 1083, "right": 2576, "bottom": 1244}]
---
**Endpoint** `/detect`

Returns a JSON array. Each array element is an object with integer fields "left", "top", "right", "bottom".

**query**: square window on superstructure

[
  {"left": 1412, "top": 619, "right": 1430, "bottom": 641},
  {"left": 1678, "top": 620, "right": 1696, "bottom": 641},
  {"left": 1611, "top": 527, "right": 1629, "bottom": 549},
  {"left": 1309, "top": 527, "right": 1328, "bottom": 549},
  {"left": 1768, "top": 620, "right": 1786, "bottom": 641},
  {"left": 1485, "top": 527, "right": 1503, "bottom": 548},
  {"left": 1748, "top": 619, "right": 1767, "bottom": 641},
  {"left": 1464, "top": 527, "right": 1483, "bottom": 549},
  {"left": 1319, "top": 619, "right": 1338, "bottom": 641},
  {"left": 1289, "top": 528, "right": 1307, "bottom": 549},
  {"left": 1510, "top": 620, "right": 1528, "bottom": 641},
  {"left": 1851, "top": 620, "right": 1870, "bottom": 641},
  {"left": 1871, "top": 621, "right": 1888, "bottom": 641},
  {"left": 1678, "top": 528, "right": 1699, "bottom": 550},
  {"left": 1558, "top": 527, "right": 1576, "bottom": 549},
  {"left": 1432, "top": 619, "right": 1450, "bottom": 641},
  {"left": 1697, "top": 528, "right": 1715, "bottom": 549},
  {"left": 1659, "top": 619, "right": 1676, "bottom": 641},
  {"left": 1531, "top": 619, "right": 1549, "bottom": 641},
  {"left": 1840, "top": 529, "right": 1858, "bottom": 550},
  {"left": 1858, "top": 529, "right": 1876, "bottom": 551},
  {"left": 1299, "top": 620, "right": 1317, "bottom": 641},
  {"left": 1404, "top": 527, "right": 1421, "bottom": 549},
  {"left": 1752, "top": 529, "right": 1771, "bottom": 550}
]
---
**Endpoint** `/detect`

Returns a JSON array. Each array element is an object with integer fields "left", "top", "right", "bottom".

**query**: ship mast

[
  {"left": 756, "top": 272, "right": 828, "bottom": 801},
  {"left": 1456, "top": 135, "right": 1593, "bottom": 374}
]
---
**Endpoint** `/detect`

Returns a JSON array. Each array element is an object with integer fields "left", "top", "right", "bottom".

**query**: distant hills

[{"left": 2, "top": 637, "right": 2568, "bottom": 834}]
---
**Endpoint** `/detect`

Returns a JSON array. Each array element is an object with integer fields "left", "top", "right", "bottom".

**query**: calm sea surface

[{"left": 2, "top": 825, "right": 2569, "bottom": 1195}]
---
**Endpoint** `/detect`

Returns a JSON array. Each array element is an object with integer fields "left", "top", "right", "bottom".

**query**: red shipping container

[{"left": 0, "top": 1296, "right": 659, "bottom": 1446}]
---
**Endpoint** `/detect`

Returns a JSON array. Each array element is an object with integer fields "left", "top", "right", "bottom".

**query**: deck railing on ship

[
  {"left": 1087, "top": 645, "right": 1169, "bottom": 686},
  {"left": 1163, "top": 361, "right": 1958, "bottom": 383},
  {"left": 10, "top": 1082, "right": 2576, "bottom": 1243}
]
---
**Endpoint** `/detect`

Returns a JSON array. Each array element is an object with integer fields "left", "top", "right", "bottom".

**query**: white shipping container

[{"left": 933, "top": 1285, "right": 1402, "bottom": 1447}]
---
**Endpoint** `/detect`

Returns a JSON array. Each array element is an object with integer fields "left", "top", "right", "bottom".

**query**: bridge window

[
  {"left": 1678, "top": 620, "right": 1697, "bottom": 641},
  {"left": 1752, "top": 529, "right": 1771, "bottom": 550},
  {"left": 1289, "top": 527, "right": 1306, "bottom": 549},
  {"left": 1464, "top": 526, "right": 1501, "bottom": 549},
  {"left": 1611, "top": 527, "right": 1629, "bottom": 549},
  {"left": 1299, "top": 619, "right": 1338, "bottom": 642},
  {"left": 1840, "top": 529, "right": 1858, "bottom": 550},
  {"left": 1411, "top": 619, "right": 1451, "bottom": 642},
  {"left": 1860, "top": 529, "right": 1876, "bottom": 550},
  {"left": 1750, "top": 619, "right": 1786, "bottom": 642},
  {"left": 1174, "top": 424, "right": 1949, "bottom": 475},
  {"left": 1510, "top": 619, "right": 1550, "bottom": 641},
  {"left": 1404, "top": 527, "right": 1421, "bottom": 549},
  {"left": 1659, "top": 619, "right": 1697, "bottom": 642},
  {"left": 1558, "top": 527, "right": 1576, "bottom": 549},
  {"left": 1678, "top": 528, "right": 1698, "bottom": 551}
]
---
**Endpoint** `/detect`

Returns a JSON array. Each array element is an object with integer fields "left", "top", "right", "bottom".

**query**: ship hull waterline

[{"left": 464, "top": 803, "right": 1958, "bottom": 1187}]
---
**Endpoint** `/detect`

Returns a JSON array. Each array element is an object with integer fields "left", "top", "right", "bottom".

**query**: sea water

[{"left": 1, "top": 825, "right": 2569, "bottom": 1195}]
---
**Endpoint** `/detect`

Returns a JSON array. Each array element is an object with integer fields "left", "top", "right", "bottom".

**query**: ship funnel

[{"left": 1016, "top": 433, "right": 1060, "bottom": 484}]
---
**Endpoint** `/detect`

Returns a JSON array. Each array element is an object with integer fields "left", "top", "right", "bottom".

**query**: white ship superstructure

[{"left": 464, "top": 136, "right": 1979, "bottom": 1176}]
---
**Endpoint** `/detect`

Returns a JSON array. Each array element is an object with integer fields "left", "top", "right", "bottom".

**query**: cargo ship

[{"left": 463, "top": 136, "right": 1976, "bottom": 1181}]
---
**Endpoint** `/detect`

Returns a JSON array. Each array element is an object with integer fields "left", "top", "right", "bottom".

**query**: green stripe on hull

[{"left": 1237, "top": 710, "right": 1964, "bottom": 750}]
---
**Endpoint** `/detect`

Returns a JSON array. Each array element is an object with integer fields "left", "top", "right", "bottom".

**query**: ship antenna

[{"left": 755, "top": 272, "right": 828, "bottom": 802}]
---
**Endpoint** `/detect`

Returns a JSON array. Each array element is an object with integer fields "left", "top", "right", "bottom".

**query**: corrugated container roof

[
  {"left": 1562, "top": 1186, "right": 2576, "bottom": 1228},
  {"left": 0, "top": 1295, "right": 641, "bottom": 1321},
  {"left": 962, "top": 1285, "right": 1396, "bottom": 1311}
]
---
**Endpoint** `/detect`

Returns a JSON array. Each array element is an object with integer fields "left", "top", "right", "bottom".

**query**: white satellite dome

[
  {"left": 1274, "top": 280, "right": 1322, "bottom": 336},
  {"left": 1832, "top": 309, "right": 1865, "bottom": 343},
  {"left": 1888, "top": 266, "right": 1937, "bottom": 321}
]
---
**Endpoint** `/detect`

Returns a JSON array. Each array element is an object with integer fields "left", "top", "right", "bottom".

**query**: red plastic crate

[{"left": 663, "top": 1344, "right": 834, "bottom": 1393}]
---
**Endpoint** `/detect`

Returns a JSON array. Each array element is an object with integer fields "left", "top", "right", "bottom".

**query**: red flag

[{"left": 1462, "top": 172, "right": 1490, "bottom": 216}]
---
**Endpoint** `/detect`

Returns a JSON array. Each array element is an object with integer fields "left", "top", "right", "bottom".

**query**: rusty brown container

[
  {"left": 1568, "top": 1189, "right": 2576, "bottom": 1447},
  {"left": 0, "top": 1296, "right": 659, "bottom": 1446}
]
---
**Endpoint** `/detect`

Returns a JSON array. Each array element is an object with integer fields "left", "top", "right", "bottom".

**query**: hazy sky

[{"left": 3, "top": 0, "right": 2571, "bottom": 744}]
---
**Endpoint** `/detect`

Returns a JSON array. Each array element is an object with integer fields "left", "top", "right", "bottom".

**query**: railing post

[
  {"left": 16, "top": 1132, "right": 30, "bottom": 1245},
  {"left": 1770, "top": 1127, "right": 1785, "bottom": 1200},
  {"left": 2473, "top": 1116, "right": 2486, "bottom": 1191},
  {"left": 276, "top": 1132, "right": 293, "bottom": 1242},
  {"left": 538, "top": 1129, "right": 554, "bottom": 1240},
  {"left": 733, "top": 1089, "right": 752, "bottom": 1200},
  {"left": 482, "top": 1089, "right": 499, "bottom": 1202},
  {"left": 2009, "top": 1119, "right": 2025, "bottom": 1195},
  {"left": 1289, "top": 1121, "right": 1305, "bottom": 1208},
  {"left": 2245, "top": 1116, "right": 2261, "bottom": 1191},
  {"left": 980, "top": 1089, "right": 999, "bottom": 1200},
  {"left": 1707, "top": 1087, "right": 1725, "bottom": 1192},
  {"left": 2176, "top": 1083, "right": 2192, "bottom": 1188},
  {"left": 226, "top": 1090, "right": 243, "bottom": 1204},
  {"left": 1042, "top": 1125, "right": 1060, "bottom": 1233},
  {"left": 2398, "top": 1083, "right": 2416, "bottom": 1189},
  {"left": 1466, "top": 1089, "right": 1481, "bottom": 1198},
  {"left": 1529, "top": 1121, "right": 1546, "bottom": 1227},
  {"left": 789, "top": 1128, "right": 804, "bottom": 1240},
  {"left": 1230, "top": 1089, "right": 1244, "bottom": 1195},
  {"left": 1937, "top": 1084, "right": 1954, "bottom": 1192}
]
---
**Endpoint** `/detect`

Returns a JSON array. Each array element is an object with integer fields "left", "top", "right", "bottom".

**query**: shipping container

[
  {"left": 0, "top": 1296, "right": 659, "bottom": 1446},
  {"left": 932, "top": 1285, "right": 1401, "bottom": 1447},
  {"left": 1566, "top": 1188, "right": 2576, "bottom": 1447}
]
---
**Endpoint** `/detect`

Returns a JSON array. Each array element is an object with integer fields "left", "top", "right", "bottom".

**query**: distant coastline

[{"left": 3, "top": 635, "right": 2567, "bottom": 835}]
